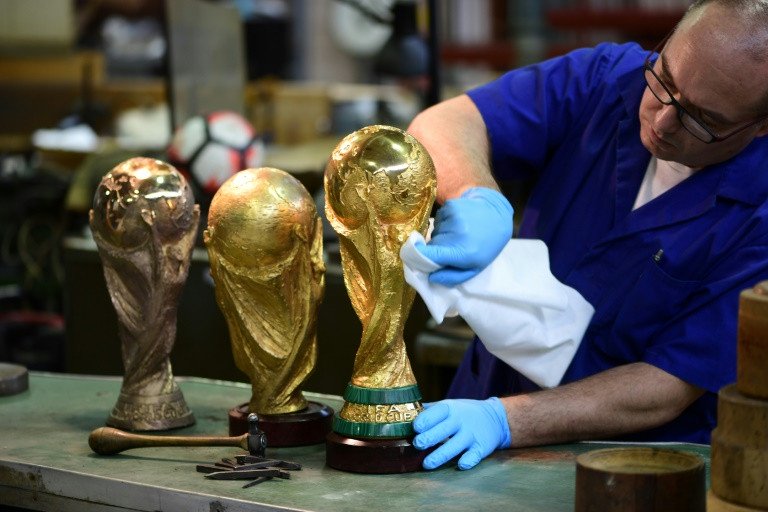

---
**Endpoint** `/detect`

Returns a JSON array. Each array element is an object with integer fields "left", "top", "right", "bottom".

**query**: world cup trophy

[
  {"left": 324, "top": 125, "right": 436, "bottom": 473},
  {"left": 204, "top": 167, "right": 333, "bottom": 446},
  {"left": 89, "top": 157, "right": 198, "bottom": 431}
]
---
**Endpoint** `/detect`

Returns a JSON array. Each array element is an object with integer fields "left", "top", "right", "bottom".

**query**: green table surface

[{"left": 0, "top": 373, "right": 711, "bottom": 512}]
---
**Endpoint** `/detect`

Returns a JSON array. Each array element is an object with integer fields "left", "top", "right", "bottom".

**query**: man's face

[{"left": 637, "top": 5, "right": 768, "bottom": 168}]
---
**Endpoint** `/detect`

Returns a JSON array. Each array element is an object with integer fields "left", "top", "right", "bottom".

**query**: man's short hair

[
  {"left": 684, "top": 0, "right": 768, "bottom": 61},
  {"left": 683, "top": 0, "right": 768, "bottom": 114}
]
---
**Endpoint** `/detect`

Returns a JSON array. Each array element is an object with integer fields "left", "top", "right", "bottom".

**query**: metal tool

[
  {"left": 89, "top": 413, "right": 267, "bottom": 456},
  {"left": 197, "top": 454, "right": 301, "bottom": 488},
  {"left": 204, "top": 468, "right": 290, "bottom": 480},
  {"left": 234, "top": 455, "right": 302, "bottom": 471}
]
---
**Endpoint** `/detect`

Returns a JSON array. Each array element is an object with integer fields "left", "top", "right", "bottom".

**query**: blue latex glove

[
  {"left": 413, "top": 397, "right": 511, "bottom": 470},
  {"left": 416, "top": 187, "right": 513, "bottom": 286}
]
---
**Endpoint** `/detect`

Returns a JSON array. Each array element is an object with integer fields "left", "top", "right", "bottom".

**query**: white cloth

[{"left": 400, "top": 232, "right": 595, "bottom": 388}]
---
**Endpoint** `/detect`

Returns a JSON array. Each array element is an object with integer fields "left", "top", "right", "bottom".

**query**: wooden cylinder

[
  {"left": 715, "top": 384, "right": 768, "bottom": 449},
  {"left": 711, "top": 429, "right": 768, "bottom": 509},
  {"left": 737, "top": 281, "right": 768, "bottom": 399},
  {"left": 710, "top": 385, "right": 768, "bottom": 509},
  {"left": 707, "top": 490, "right": 766, "bottom": 512},
  {"left": 574, "top": 447, "right": 705, "bottom": 512}
]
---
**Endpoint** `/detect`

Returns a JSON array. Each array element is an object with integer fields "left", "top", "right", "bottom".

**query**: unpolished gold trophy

[
  {"left": 204, "top": 167, "right": 332, "bottom": 446},
  {"left": 324, "top": 125, "right": 436, "bottom": 473},
  {"left": 89, "top": 157, "right": 197, "bottom": 431}
]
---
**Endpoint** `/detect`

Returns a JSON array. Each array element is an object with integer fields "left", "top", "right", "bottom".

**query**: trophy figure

[
  {"left": 89, "top": 157, "right": 198, "bottom": 431},
  {"left": 204, "top": 167, "right": 333, "bottom": 446},
  {"left": 324, "top": 125, "right": 436, "bottom": 473}
]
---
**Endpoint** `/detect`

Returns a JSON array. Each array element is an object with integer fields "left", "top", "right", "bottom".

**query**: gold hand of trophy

[
  {"left": 324, "top": 125, "right": 436, "bottom": 473},
  {"left": 204, "top": 167, "right": 332, "bottom": 446},
  {"left": 89, "top": 157, "right": 198, "bottom": 431}
]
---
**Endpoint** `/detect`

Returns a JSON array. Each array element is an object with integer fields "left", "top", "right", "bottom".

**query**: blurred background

[{"left": 0, "top": 0, "right": 690, "bottom": 400}]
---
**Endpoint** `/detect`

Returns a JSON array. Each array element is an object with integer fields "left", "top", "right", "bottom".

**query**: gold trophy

[
  {"left": 204, "top": 167, "right": 332, "bottom": 446},
  {"left": 324, "top": 125, "right": 436, "bottom": 473},
  {"left": 89, "top": 157, "right": 197, "bottom": 431}
]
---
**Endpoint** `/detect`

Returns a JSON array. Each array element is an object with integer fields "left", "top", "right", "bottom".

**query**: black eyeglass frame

[{"left": 643, "top": 40, "right": 768, "bottom": 144}]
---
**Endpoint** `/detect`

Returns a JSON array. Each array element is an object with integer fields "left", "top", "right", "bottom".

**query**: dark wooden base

[
  {"left": 575, "top": 447, "right": 705, "bottom": 512},
  {"left": 228, "top": 401, "right": 333, "bottom": 447},
  {"left": 325, "top": 431, "right": 430, "bottom": 474}
]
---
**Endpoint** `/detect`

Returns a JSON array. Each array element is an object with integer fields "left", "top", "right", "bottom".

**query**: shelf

[
  {"left": 546, "top": 8, "right": 685, "bottom": 36},
  {"left": 440, "top": 41, "right": 516, "bottom": 70}
]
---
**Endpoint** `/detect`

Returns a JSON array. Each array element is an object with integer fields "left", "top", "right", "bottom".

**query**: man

[{"left": 407, "top": 0, "right": 768, "bottom": 471}]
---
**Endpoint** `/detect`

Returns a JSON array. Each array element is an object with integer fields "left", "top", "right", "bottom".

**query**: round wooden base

[
  {"left": 575, "top": 447, "right": 705, "bottom": 512},
  {"left": 325, "top": 431, "right": 429, "bottom": 474},
  {"left": 228, "top": 401, "right": 333, "bottom": 447}
]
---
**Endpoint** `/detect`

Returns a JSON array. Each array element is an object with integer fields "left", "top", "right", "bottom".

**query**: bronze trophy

[
  {"left": 89, "top": 157, "right": 197, "bottom": 431},
  {"left": 204, "top": 167, "right": 333, "bottom": 446},
  {"left": 324, "top": 125, "right": 436, "bottom": 473}
]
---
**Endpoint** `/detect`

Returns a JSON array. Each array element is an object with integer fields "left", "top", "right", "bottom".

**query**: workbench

[{"left": 0, "top": 373, "right": 711, "bottom": 511}]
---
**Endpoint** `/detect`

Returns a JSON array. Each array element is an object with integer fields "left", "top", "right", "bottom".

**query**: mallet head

[{"left": 247, "top": 413, "right": 267, "bottom": 456}]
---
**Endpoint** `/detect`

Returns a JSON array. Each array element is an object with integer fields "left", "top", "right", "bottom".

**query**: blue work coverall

[{"left": 447, "top": 42, "right": 768, "bottom": 443}]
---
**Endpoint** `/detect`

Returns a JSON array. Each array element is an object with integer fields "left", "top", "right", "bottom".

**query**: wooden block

[
  {"left": 711, "top": 384, "right": 768, "bottom": 509},
  {"left": 711, "top": 429, "right": 768, "bottom": 509},
  {"left": 737, "top": 281, "right": 768, "bottom": 399},
  {"left": 707, "top": 490, "right": 765, "bottom": 512},
  {"left": 715, "top": 384, "right": 768, "bottom": 449},
  {"left": 574, "top": 447, "right": 705, "bottom": 512},
  {"left": 228, "top": 401, "right": 333, "bottom": 447},
  {"left": 326, "top": 432, "right": 430, "bottom": 474}
]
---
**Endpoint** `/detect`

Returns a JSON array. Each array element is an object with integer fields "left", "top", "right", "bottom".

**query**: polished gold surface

[
  {"left": 204, "top": 167, "right": 325, "bottom": 415},
  {"left": 325, "top": 125, "right": 436, "bottom": 389},
  {"left": 339, "top": 402, "right": 423, "bottom": 423},
  {"left": 89, "top": 157, "right": 198, "bottom": 431}
]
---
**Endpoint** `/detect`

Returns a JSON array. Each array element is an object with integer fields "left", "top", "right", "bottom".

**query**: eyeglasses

[{"left": 643, "top": 48, "right": 768, "bottom": 143}]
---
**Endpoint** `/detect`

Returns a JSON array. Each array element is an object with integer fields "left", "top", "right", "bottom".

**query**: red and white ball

[{"left": 167, "top": 111, "right": 264, "bottom": 197}]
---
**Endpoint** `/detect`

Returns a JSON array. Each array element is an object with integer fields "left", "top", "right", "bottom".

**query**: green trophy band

[{"left": 334, "top": 384, "right": 423, "bottom": 438}]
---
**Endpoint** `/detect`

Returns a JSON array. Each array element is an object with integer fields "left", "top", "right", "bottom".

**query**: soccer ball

[{"left": 167, "top": 111, "right": 264, "bottom": 199}]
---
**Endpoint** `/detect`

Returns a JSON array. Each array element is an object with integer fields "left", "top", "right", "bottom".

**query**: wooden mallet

[{"left": 89, "top": 413, "right": 268, "bottom": 456}]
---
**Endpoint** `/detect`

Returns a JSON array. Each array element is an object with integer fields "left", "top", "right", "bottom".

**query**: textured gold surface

[
  {"left": 325, "top": 125, "right": 436, "bottom": 389},
  {"left": 89, "top": 157, "right": 198, "bottom": 430},
  {"left": 204, "top": 168, "right": 325, "bottom": 415},
  {"left": 339, "top": 402, "right": 422, "bottom": 423}
]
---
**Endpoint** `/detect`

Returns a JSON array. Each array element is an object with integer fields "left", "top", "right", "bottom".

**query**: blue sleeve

[
  {"left": 466, "top": 42, "right": 627, "bottom": 181},
  {"left": 643, "top": 236, "right": 768, "bottom": 393}
]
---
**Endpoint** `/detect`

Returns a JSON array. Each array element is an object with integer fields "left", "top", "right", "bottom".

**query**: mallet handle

[{"left": 88, "top": 427, "right": 249, "bottom": 455}]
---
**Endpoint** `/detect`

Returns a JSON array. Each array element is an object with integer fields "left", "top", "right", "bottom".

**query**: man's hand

[
  {"left": 413, "top": 397, "right": 511, "bottom": 470},
  {"left": 415, "top": 187, "right": 513, "bottom": 286}
]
